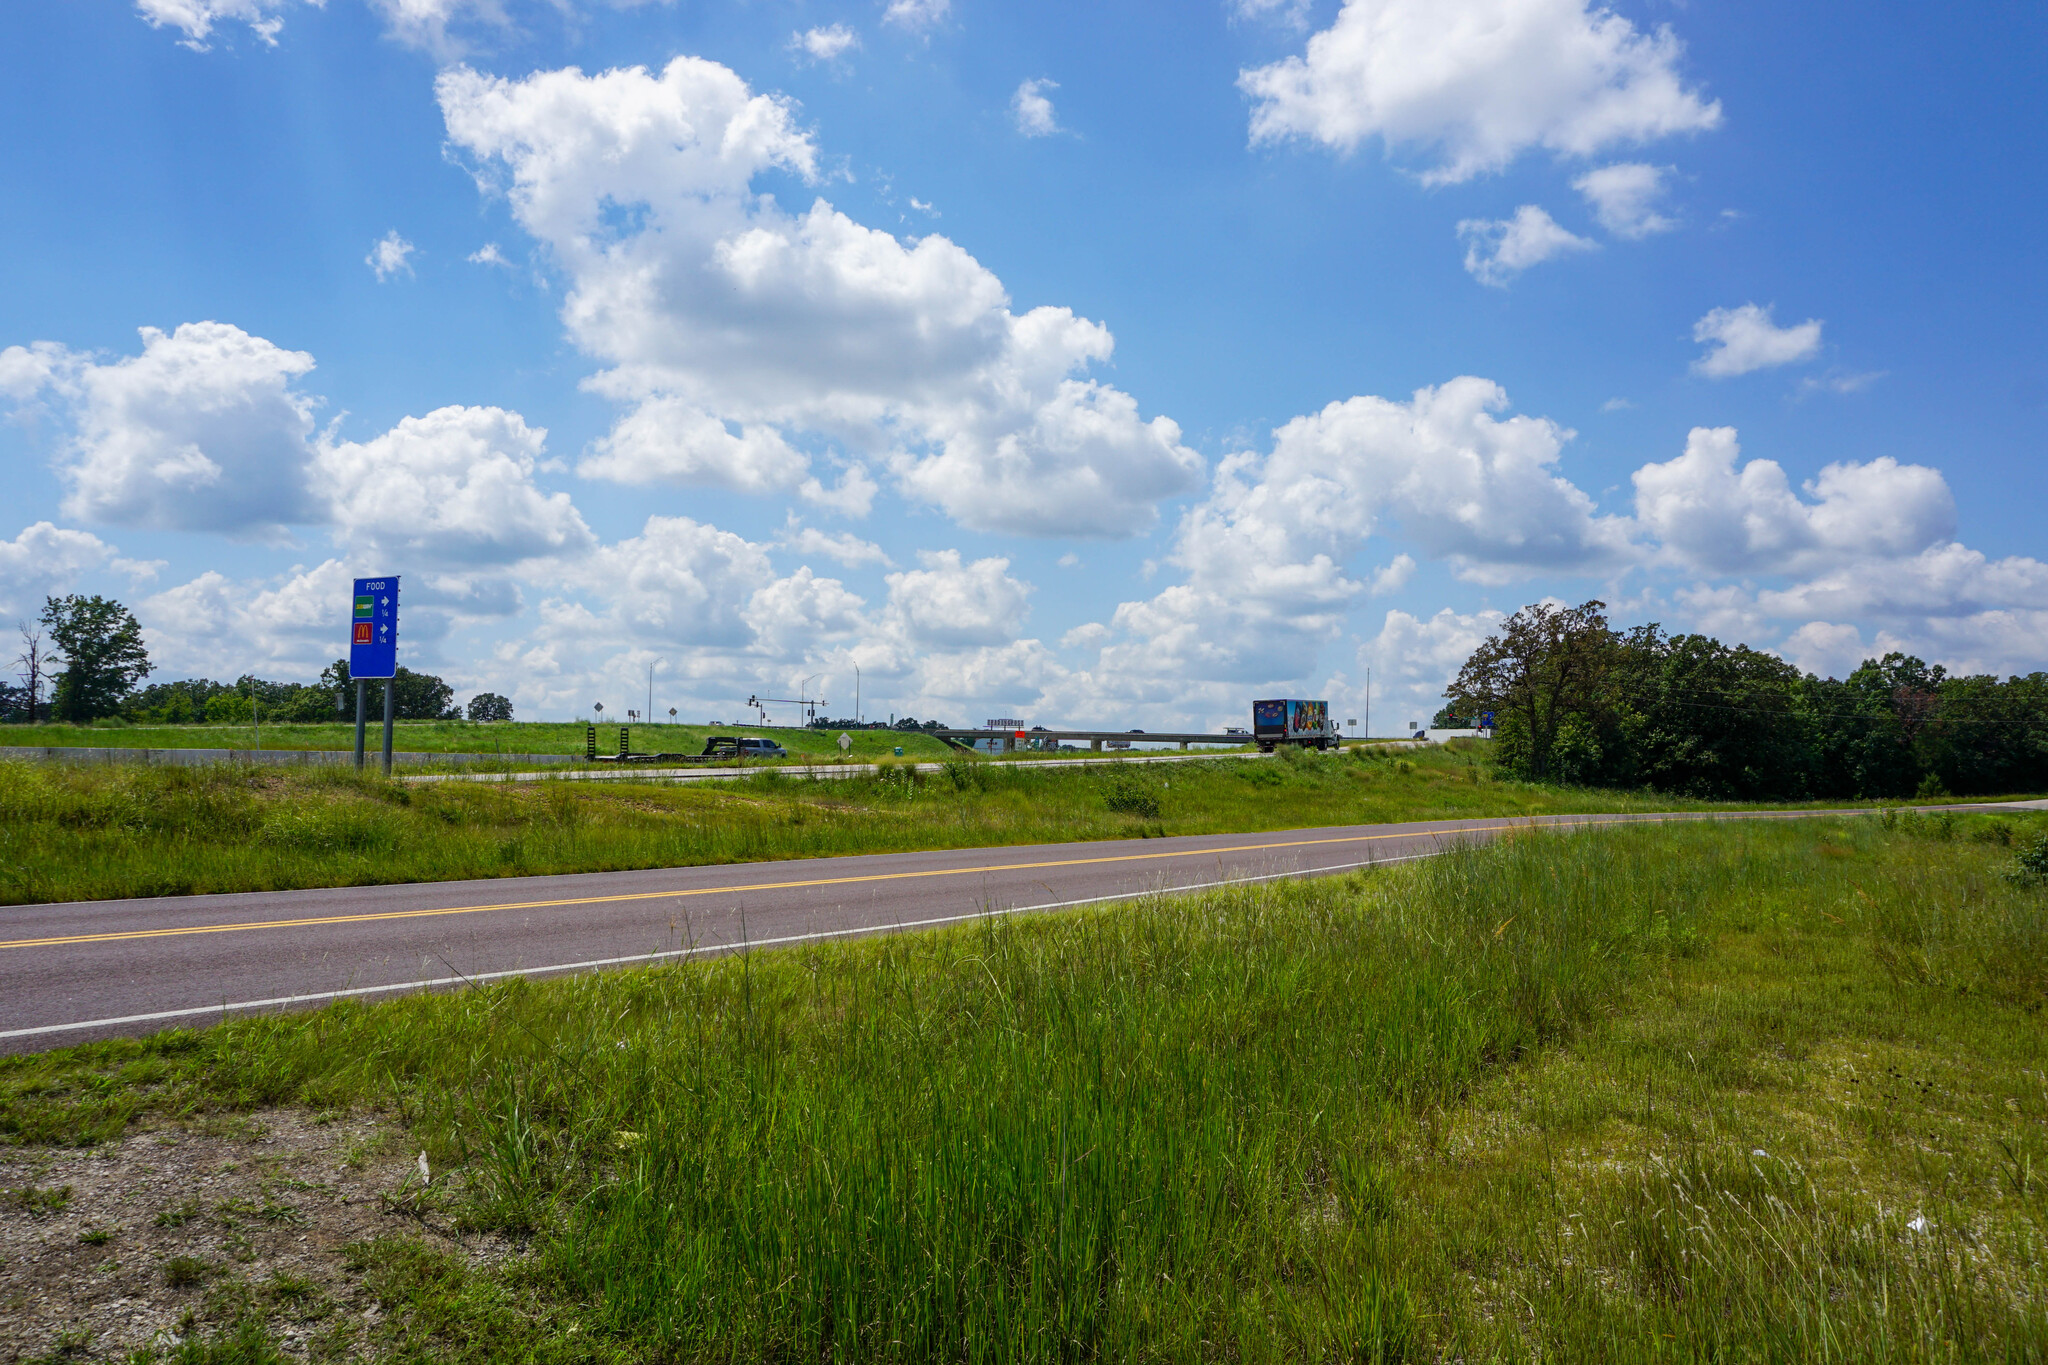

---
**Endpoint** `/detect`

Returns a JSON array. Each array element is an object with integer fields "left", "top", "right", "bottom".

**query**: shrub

[
  {"left": 1102, "top": 774, "right": 1162, "bottom": 818},
  {"left": 2010, "top": 834, "right": 2048, "bottom": 887}
]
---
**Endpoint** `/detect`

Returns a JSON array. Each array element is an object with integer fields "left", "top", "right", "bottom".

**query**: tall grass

[
  {"left": 0, "top": 745, "right": 1733, "bottom": 905},
  {"left": 9, "top": 818, "right": 2043, "bottom": 1360}
]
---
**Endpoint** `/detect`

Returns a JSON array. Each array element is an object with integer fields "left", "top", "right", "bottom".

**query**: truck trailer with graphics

[{"left": 1252, "top": 698, "right": 1337, "bottom": 751}]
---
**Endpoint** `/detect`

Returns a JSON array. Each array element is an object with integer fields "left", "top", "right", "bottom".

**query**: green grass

[
  {"left": 0, "top": 717, "right": 959, "bottom": 761},
  {"left": 0, "top": 742, "right": 1828, "bottom": 906},
  {"left": 7, "top": 812, "right": 2046, "bottom": 1360}
]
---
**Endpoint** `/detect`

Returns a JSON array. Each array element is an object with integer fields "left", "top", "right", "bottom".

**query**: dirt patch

[{"left": 1, "top": 1109, "right": 503, "bottom": 1362}]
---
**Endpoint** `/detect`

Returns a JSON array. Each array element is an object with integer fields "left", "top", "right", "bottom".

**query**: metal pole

[
  {"left": 354, "top": 680, "right": 366, "bottom": 771},
  {"left": 381, "top": 676, "right": 395, "bottom": 777},
  {"left": 854, "top": 664, "right": 860, "bottom": 724},
  {"left": 1365, "top": 667, "right": 1371, "bottom": 741}
]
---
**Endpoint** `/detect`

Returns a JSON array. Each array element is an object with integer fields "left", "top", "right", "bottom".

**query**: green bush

[
  {"left": 2011, "top": 833, "right": 2048, "bottom": 887},
  {"left": 1101, "top": 773, "right": 1162, "bottom": 818}
]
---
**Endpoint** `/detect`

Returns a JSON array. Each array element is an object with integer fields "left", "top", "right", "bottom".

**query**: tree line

[
  {"left": 1444, "top": 600, "right": 2048, "bottom": 799},
  {"left": 6, "top": 595, "right": 514, "bottom": 725}
]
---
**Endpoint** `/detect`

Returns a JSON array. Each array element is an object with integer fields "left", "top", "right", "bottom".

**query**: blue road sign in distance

[{"left": 350, "top": 576, "right": 400, "bottom": 679}]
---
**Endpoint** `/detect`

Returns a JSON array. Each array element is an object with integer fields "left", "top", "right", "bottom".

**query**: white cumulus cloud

[
  {"left": 134, "top": 0, "right": 292, "bottom": 48},
  {"left": 791, "top": 24, "right": 860, "bottom": 62},
  {"left": 316, "top": 406, "right": 595, "bottom": 567},
  {"left": 438, "top": 56, "right": 1201, "bottom": 538},
  {"left": 4, "top": 321, "right": 594, "bottom": 570},
  {"left": 1013, "top": 78, "right": 1061, "bottom": 137},
  {"left": 366, "top": 230, "right": 417, "bottom": 281},
  {"left": 1230, "top": 0, "right": 1314, "bottom": 29},
  {"left": 20, "top": 322, "right": 324, "bottom": 541},
  {"left": 1692, "top": 303, "right": 1823, "bottom": 378},
  {"left": 1573, "top": 161, "right": 1675, "bottom": 237},
  {"left": 1241, "top": 0, "right": 1722, "bottom": 184},
  {"left": 1633, "top": 426, "right": 1954, "bottom": 577},
  {"left": 777, "top": 518, "right": 893, "bottom": 569},
  {"left": 577, "top": 397, "right": 812, "bottom": 496},
  {"left": 885, "top": 550, "right": 1032, "bottom": 648},
  {"left": 882, "top": 0, "right": 949, "bottom": 33},
  {"left": 0, "top": 522, "right": 120, "bottom": 618},
  {"left": 1457, "top": 205, "right": 1596, "bottom": 285}
]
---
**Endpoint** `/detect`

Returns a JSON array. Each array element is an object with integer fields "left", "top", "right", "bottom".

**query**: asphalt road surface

[{"left": 6, "top": 802, "right": 2043, "bottom": 1053}]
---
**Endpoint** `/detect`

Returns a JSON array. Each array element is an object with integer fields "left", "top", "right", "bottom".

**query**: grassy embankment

[
  {"left": 3, "top": 811, "right": 2044, "bottom": 1360},
  {"left": 0, "top": 719, "right": 958, "bottom": 762},
  {"left": 2, "top": 742, "right": 1821, "bottom": 906}
]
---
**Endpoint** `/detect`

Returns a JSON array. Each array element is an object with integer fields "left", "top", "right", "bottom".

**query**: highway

[{"left": 4, "top": 802, "right": 2042, "bottom": 1053}]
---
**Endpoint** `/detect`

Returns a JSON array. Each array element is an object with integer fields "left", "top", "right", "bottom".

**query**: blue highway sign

[{"left": 350, "top": 576, "right": 400, "bottom": 679}]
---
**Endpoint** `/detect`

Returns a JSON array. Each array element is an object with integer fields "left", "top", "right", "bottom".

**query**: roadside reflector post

[
  {"left": 381, "top": 677, "right": 395, "bottom": 777},
  {"left": 354, "top": 680, "right": 367, "bottom": 771},
  {"left": 619, "top": 726, "right": 629, "bottom": 759},
  {"left": 585, "top": 725, "right": 596, "bottom": 760}
]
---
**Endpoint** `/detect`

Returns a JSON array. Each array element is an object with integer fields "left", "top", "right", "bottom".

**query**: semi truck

[{"left": 1252, "top": 698, "right": 1338, "bottom": 751}]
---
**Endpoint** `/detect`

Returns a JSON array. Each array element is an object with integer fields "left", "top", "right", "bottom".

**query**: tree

[
  {"left": 1449, "top": 600, "right": 1617, "bottom": 780},
  {"left": 390, "top": 667, "right": 459, "bottom": 720},
  {"left": 319, "top": 658, "right": 458, "bottom": 720},
  {"left": 1611, "top": 629, "right": 1809, "bottom": 799},
  {"left": 467, "top": 692, "right": 514, "bottom": 722},
  {"left": 130, "top": 677, "right": 232, "bottom": 723},
  {"left": 12, "top": 620, "right": 58, "bottom": 723},
  {"left": 40, "top": 595, "right": 152, "bottom": 721}
]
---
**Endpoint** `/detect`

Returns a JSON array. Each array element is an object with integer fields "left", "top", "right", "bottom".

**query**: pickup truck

[{"left": 701, "top": 736, "right": 789, "bottom": 760}]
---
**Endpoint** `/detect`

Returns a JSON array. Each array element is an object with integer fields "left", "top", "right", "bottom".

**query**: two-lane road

[{"left": 6, "top": 802, "right": 2042, "bottom": 1053}]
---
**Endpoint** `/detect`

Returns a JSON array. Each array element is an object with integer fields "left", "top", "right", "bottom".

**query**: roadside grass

[
  {"left": 0, "top": 718, "right": 958, "bottom": 761},
  {"left": 5, "top": 813, "right": 2045, "bottom": 1360},
  {"left": 0, "top": 742, "right": 1853, "bottom": 906}
]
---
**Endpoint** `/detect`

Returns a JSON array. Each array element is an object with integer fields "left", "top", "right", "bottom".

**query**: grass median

[
  {"left": 3, "top": 811, "right": 2044, "bottom": 1360},
  {"left": 0, "top": 742, "right": 1781, "bottom": 906},
  {"left": 0, "top": 718, "right": 962, "bottom": 761}
]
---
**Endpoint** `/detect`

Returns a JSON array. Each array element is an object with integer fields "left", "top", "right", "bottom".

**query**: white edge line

[
  {"left": 0, "top": 852, "right": 1435, "bottom": 1042},
  {"left": 13, "top": 799, "right": 2047, "bottom": 1042}
]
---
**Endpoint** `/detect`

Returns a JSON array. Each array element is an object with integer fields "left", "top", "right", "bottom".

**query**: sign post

[{"left": 349, "top": 577, "right": 400, "bottom": 776}]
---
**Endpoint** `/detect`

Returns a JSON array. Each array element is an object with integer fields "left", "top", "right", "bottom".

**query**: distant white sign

[{"left": 837, "top": 732, "right": 852, "bottom": 753}]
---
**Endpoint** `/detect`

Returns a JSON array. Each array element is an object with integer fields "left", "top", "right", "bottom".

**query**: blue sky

[{"left": 3, "top": 0, "right": 2044, "bottom": 730}]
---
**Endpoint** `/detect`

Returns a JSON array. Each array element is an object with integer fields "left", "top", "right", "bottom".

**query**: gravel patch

[{"left": 1, "top": 1109, "right": 501, "bottom": 1362}]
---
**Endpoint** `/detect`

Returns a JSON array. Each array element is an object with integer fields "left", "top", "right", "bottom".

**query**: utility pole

[
  {"left": 1365, "top": 667, "right": 1371, "bottom": 741},
  {"left": 647, "top": 661, "right": 654, "bottom": 732},
  {"left": 854, "top": 663, "right": 860, "bottom": 724}
]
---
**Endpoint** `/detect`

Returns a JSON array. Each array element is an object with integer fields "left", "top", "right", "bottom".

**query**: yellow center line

[{"left": 0, "top": 809, "right": 1828, "bottom": 953}]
